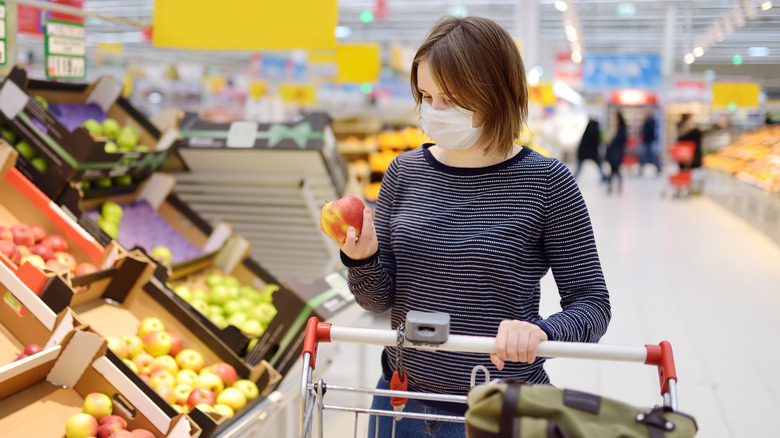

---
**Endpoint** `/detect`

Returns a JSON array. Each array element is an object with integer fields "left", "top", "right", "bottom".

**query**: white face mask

[{"left": 420, "top": 101, "right": 483, "bottom": 150}]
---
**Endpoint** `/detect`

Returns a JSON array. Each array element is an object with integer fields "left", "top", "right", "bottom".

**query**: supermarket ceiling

[{"left": 18, "top": 1, "right": 780, "bottom": 71}]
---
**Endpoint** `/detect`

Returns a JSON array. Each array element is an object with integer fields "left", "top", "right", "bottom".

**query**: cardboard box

[
  {"left": 57, "top": 172, "right": 232, "bottom": 266},
  {"left": 0, "top": 259, "right": 84, "bottom": 366},
  {"left": 0, "top": 330, "right": 201, "bottom": 437},
  {"left": 0, "top": 143, "right": 112, "bottom": 296},
  {"left": 174, "top": 112, "right": 347, "bottom": 194},
  {"left": 247, "top": 269, "right": 354, "bottom": 376},
  {"left": 0, "top": 67, "right": 180, "bottom": 190}
]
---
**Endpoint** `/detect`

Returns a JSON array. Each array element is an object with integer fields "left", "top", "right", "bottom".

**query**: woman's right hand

[{"left": 320, "top": 207, "right": 378, "bottom": 261}]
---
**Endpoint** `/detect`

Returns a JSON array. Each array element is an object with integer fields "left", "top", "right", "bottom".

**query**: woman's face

[{"left": 417, "top": 60, "right": 483, "bottom": 128}]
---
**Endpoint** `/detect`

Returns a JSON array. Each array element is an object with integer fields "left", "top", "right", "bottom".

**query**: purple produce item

[
  {"left": 89, "top": 200, "right": 204, "bottom": 264},
  {"left": 29, "top": 117, "right": 48, "bottom": 135},
  {"left": 48, "top": 102, "right": 107, "bottom": 132}
]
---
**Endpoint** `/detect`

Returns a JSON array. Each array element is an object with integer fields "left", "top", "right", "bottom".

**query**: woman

[
  {"left": 321, "top": 16, "right": 611, "bottom": 437},
  {"left": 605, "top": 111, "right": 627, "bottom": 194},
  {"left": 677, "top": 113, "right": 703, "bottom": 170}
]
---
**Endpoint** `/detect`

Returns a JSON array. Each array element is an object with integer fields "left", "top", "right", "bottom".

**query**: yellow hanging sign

[
  {"left": 279, "top": 83, "right": 317, "bottom": 104},
  {"left": 336, "top": 43, "right": 381, "bottom": 83},
  {"left": 712, "top": 82, "right": 760, "bottom": 108},
  {"left": 152, "top": 0, "right": 337, "bottom": 50}
]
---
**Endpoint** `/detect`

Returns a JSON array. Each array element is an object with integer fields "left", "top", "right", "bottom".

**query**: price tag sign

[
  {"left": 45, "top": 19, "right": 86, "bottom": 79},
  {"left": 0, "top": 2, "right": 7, "bottom": 65}
]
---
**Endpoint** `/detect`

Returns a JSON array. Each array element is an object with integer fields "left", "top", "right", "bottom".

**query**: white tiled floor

[{"left": 301, "top": 163, "right": 780, "bottom": 438}]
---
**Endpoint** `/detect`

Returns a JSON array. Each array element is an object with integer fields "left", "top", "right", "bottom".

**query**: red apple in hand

[
  {"left": 11, "top": 224, "right": 35, "bottom": 247},
  {"left": 41, "top": 234, "right": 68, "bottom": 253},
  {"left": 320, "top": 195, "right": 366, "bottom": 243},
  {"left": 0, "top": 240, "right": 21, "bottom": 265},
  {"left": 30, "top": 225, "right": 46, "bottom": 243},
  {"left": 30, "top": 244, "right": 55, "bottom": 261},
  {"left": 0, "top": 226, "right": 13, "bottom": 241},
  {"left": 187, "top": 388, "right": 216, "bottom": 410}
]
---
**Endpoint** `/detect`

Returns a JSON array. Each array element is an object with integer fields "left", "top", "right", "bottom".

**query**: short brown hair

[{"left": 411, "top": 16, "right": 528, "bottom": 157}]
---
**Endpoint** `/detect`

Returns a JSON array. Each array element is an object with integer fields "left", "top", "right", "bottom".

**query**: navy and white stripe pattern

[{"left": 342, "top": 145, "right": 611, "bottom": 397}]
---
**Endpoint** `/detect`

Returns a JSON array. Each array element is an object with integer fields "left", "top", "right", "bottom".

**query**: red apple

[
  {"left": 0, "top": 226, "right": 13, "bottom": 241},
  {"left": 216, "top": 387, "right": 247, "bottom": 412},
  {"left": 174, "top": 384, "right": 193, "bottom": 406},
  {"left": 110, "top": 431, "right": 134, "bottom": 438},
  {"left": 46, "top": 259, "right": 69, "bottom": 273},
  {"left": 196, "top": 371, "right": 224, "bottom": 393},
  {"left": 0, "top": 240, "right": 21, "bottom": 265},
  {"left": 206, "top": 362, "right": 238, "bottom": 386},
  {"left": 83, "top": 392, "right": 113, "bottom": 420},
  {"left": 154, "top": 383, "right": 177, "bottom": 405},
  {"left": 30, "top": 244, "right": 55, "bottom": 261},
  {"left": 142, "top": 331, "right": 172, "bottom": 357},
  {"left": 14, "top": 353, "right": 29, "bottom": 361},
  {"left": 41, "top": 234, "right": 68, "bottom": 252},
  {"left": 129, "top": 430, "right": 155, "bottom": 438},
  {"left": 175, "top": 349, "right": 204, "bottom": 373},
  {"left": 186, "top": 388, "right": 216, "bottom": 410},
  {"left": 30, "top": 224, "right": 46, "bottom": 243},
  {"left": 98, "top": 415, "right": 127, "bottom": 429},
  {"left": 167, "top": 332, "right": 183, "bottom": 357},
  {"left": 106, "top": 336, "right": 129, "bottom": 359},
  {"left": 75, "top": 262, "right": 99, "bottom": 276},
  {"left": 23, "top": 343, "right": 43, "bottom": 355},
  {"left": 139, "top": 374, "right": 152, "bottom": 386},
  {"left": 132, "top": 352, "right": 156, "bottom": 375},
  {"left": 320, "top": 195, "right": 366, "bottom": 243},
  {"left": 65, "top": 412, "right": 99, "bottom": 438},
  {"left": 21, "top": 254, "right": 46, "bottom": 269},
  {"left": 150, "top": 370, "right": 176, "bottom": 388},
  {"left": 54, "top": 251, "right": 77, "bottom": 271},
  {"left": 97, "top": 421, "right": 124, "bottom": 438},
  {"left": 10, "top": 224, "right": 35, "bottom": 247}
]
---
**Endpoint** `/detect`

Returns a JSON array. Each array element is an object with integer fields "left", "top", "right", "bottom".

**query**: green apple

[
  {"left": 241, "top": 319, "right": 264, "bottom": 336},
  {"left": 205, "top": 273, "right": 225, "bottom": 289},
  {"left": 211, "top": 314, "right": 228, "bottom": 329},
  {"left": 116, "top": 130, "right": 137, "bottom": 151},
  {"left": 227, "top": 312, "right": 247, "bottom": 328},
  {"left": 207, "top": 305, "right": 223, "bottom": 318},
  {"left": 119, "top": 125, "right": 139, "bottom": 141},
  {"left": 232, "top": 379, "right": 260, "bottom": 402},
  {"left": 151, "top": 246, "right": 173, "bottom": 265},
  {"left": 238, "top": 286, "right": 257, "bottom": 300},
  {"left": 223, "top": 275, "right": 240, "bottom": 289},
  {"left": 190, "top": 288, "right": 208, "bottom": 303},
  {"left": 0, "top": 126, "right": 18, "bottom": 144},
  {"left": 222, "top": 300, "right": 243, "bottom": 317},
  {"left": 82, "top": 119, "right": 102, "bottom": 136},
  {"left": 101, "top": 118, "right": 121, "bottom": 140},
  {"left": 209, "top": 284, "right": 236, "bottom": 306},
  {"left": 237, "top": 298, "right": 253, "bottom": 310},
  {"left": 101, "top": 201, "right": 123, "bottom": 220},
  {"left": 245, "top": 337, "right": 259, "bottom": 354},
  {"left": 247, "top": 303, "right": 277, "bottom": 327},
  {"left": 30, "top": 156, "right": 48, "bottom": 173},
  {"left": 113, "top": 175, "right": 133, "bottom": 186},
  {"left": 258, "top": 284, "right": 279, "bottom": 303},
  {"left": 173, "top": 285, "right": 192, "bottom": 301},
  {"left": 81, "top": 180, "right": 91, "bottom": 190},
  {"left": 212, "top": 403, "right": 235, "bottom": 418},
  {"left": 135, "top": 144, "right": 150, "bottom": 152},
  {"left": 96, "top": 217, "right": 118, "bottom": 238},
  {"left": 33, "top": 95, "right": 48, "bottom": 109},
  {"left": 215, "top": 387, "right": 246, "bottom": 412},
  {"left": 95, "top": 177, "right": 112, "bottom": 188},
  {"left": 190, "top": 299, "right": 210, "bottom": 315},
  {"left": 104, "top": 141, "right": 118, "bottom": 153},
  {"left": 15, "top": 140, "right": 36, "bottom": 160}
]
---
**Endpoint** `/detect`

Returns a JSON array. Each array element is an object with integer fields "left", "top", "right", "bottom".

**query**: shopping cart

[
  {"left": 299, "top": 313, "right": 684, "bottom": 438},
  {"left": 664, "top": 141, "right": 696, "bottom": 197}
]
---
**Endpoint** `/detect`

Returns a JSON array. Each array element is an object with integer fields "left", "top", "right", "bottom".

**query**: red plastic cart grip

[
  {"left": 302, "top": 316, "right": 332, "bottom": 370},
  {"left": 645, "top": 341, "right": 677, "bottom": 396}
]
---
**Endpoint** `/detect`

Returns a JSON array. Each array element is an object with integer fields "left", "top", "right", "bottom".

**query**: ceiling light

[
  {"left": 571, "top": 51, "right": 582, "bottom": 64},
  {"left": 617, "top": 3, "right": 636, "bottom": 17},
  {"left": 554, "top": 1, "right": 568, "bottom": 12},
  {"left": 749, "top": 46, "right": 769, "bottom": 56},
  {"left": 684, "top": 53, "right": 695, "bottom": 64},
  {"left": 761, "top": 2, "right": 772, "bottom": 10},
  {"left": 334, "top": 26, "right": 352, "bottom": 38},
  {"left": 693, "top": 47, "right": 704, "bottom": 57},
  {"left": 565, "top": 26, "right": 578, "bottom": 42},
  {"left": 449, "top": 5, "right": 468, "bottom": 18}
]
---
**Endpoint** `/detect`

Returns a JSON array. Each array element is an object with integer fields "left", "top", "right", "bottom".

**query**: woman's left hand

[{"left": 490, "top": 320, "right": 549, "bottom": 371}]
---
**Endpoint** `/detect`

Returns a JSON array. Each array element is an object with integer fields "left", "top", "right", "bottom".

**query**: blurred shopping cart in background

[{"left": 664, "top": 141, "right": 698, "bottom": 198}]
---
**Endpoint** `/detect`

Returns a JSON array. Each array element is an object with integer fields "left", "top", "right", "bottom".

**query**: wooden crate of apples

[
  {"left": 170, "top": 270, "right": 278, "bottom": 338},
  {"left": 107, "top": 317, "right": 260, "bottom": 419}
]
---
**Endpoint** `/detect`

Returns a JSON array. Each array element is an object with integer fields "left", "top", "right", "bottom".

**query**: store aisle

[{"left": 315, "top": 163, "right": 780, "bottom": 438}]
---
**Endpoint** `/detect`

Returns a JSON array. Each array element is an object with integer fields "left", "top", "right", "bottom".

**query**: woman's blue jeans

[{"left": 365, "top": 374, "right": 465, "bottom": 438}]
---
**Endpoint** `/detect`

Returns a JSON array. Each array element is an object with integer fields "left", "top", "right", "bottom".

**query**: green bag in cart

[{"left": 465, "top": 381, "right": 697, "bottom": 438}]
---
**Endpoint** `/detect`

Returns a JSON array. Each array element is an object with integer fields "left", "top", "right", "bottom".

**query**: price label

[
  {"left": 45, "top": 19, "right": 85, "bottom": 79},
  {"left": 47, "top": 55, "right": 85, "bottom": 79}
]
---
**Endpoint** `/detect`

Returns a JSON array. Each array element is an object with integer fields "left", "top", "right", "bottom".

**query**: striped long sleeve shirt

[{"left": 341, "top": 145, "right": 611, "bottom": 405}]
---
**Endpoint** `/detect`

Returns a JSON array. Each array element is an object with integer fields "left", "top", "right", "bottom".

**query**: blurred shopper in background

[
  {"left": 639, "top": 110, "right": 661, "bottom": 176},
  {"left": 574, "top": 116, "right": 607, "bottom": 181},
  {"left": 322, "top": 15, "right": 611, "bottom": 438},
  {"left": 677, "top": 114, "right": 703, "bottom": 170},
  {"left": 606, "top": 111, "right": 627, "bottom": 194}
]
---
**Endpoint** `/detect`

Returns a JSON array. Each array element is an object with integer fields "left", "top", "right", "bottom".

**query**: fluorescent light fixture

[
  {"left": 334, "top": 26, "right": 352, "bottom": 38},
  {"left": 693, "top": 47, "right": 704, "bottom": 57},
  {"left": 571, "top": 51, "right": 582, "bottom": 64},
  {"left": 749, "top": 46, "right": 769, "bottom": 56},
  {"left": 761, "top": 2, "right": 772, "bottom": 10},
  {"left": 684, "top": 53, "right": 695, "bottom": 64},
  {"left": 554, "top": 1, "right": 568, "bottom": 12}
]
